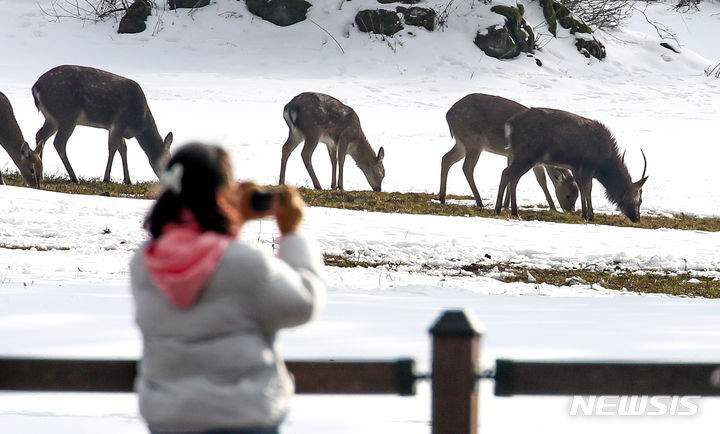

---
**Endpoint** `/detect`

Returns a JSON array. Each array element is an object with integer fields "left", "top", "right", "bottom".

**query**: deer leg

[
  {"left": 337, "top": 140, "right": 349, "bottom": 191},
  {"left": 502, "top": 156, "right": 512, "bottom": 210},
  {"left": 325, "top": 142, "right": 338, "bottom": 190},
  {"left": 279, "top": 128, "right": 303, "bottom": 185},
  {"left": 439, "top": 142, "right": 465, "bottom": 204},
  {"left": 496, "top": 161, "right": 533, "bottom": 217},
  {"left": 35, "top": 119, "right": 58, "bottom": 159},
  {"left": 495, "top": 167, "right": 511, "bottom": 215},
  {"left": 532, "top": 165, "right": 557, "bottom": 211},
  {"left": 53, "top": 126, "right": 78, "bottom": 183},
  {"left": 118, "top": 138, "right": 131, "bottom": 184},
  {"left": 0, "top": 172, "right": 4, "bottom": 185},
  {"left": 300, "top": 136, "right": 322, "bottom": 190},
  {"left": 584, "top": 176, "right": 594, "bottom": 221},
  {"left": 509, "top": 178, "right": 521, "bottom": 217},
  {"left": 462, "top": 147, "right": 483, "bottom": 208},
  {"left": 104, "top": 130, "right": 123, "bottom": 183},
  {"left": 575, "top": 169, "right": 594, "bottom": 221}
]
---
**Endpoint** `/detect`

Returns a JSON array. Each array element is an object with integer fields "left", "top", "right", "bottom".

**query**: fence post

[{"left": 429, "top": 309, "right": 482, "bottom": 434}]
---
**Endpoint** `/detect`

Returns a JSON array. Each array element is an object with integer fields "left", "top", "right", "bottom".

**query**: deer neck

[
  {"left": 1, "top": 138, "right": 27, "bottom": 168},
  {"left": 347, "top": 133, "right": 373, "bottom": 164},
  {"left": 596, "top": 156, "right": 633, "bottom": 206},
  {"left": 135, "top": 115, "right": 163, "bottom": 162}
]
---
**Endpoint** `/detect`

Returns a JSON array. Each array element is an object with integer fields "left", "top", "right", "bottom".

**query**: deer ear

[
  {"left": 164, "top": 132, "right": 174, "bottom": 150},
  {"left": 377, "top": 147, "right": 384, "bottom": 163},
  {"left": 636, "top": 176, "right": 648, "bottom": 188},
  {"left": 21, "top": 142, "right": 32, "bottom": 158}
]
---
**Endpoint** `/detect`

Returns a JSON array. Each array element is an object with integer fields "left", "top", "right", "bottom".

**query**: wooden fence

[{"left": 2, "top": 309, "right": 720, "bottom": 433}]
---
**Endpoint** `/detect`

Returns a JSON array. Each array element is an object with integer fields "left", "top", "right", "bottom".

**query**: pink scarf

[{"left": 144, "top": 211, "right": 234, "bottom": 309}]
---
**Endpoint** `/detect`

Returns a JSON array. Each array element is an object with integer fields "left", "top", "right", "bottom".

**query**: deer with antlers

[{"left": 495, "top": 107, "right": 648, "bottom": 222}]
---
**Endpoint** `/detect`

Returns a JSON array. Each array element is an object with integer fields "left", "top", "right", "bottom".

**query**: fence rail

[
  {"left": 2, "top": 309, "right": 720, "bottom": 434},
  {"left": 0, "top": 358, "right": 417, "bottom": 395},
  {"left": 495, "top": 359, "right": 720, "bottom": 397}
]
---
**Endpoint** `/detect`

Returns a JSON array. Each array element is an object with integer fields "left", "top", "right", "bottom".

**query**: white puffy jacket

[{"left": 130, "top": 233, "right": 326, "bottom": 431}]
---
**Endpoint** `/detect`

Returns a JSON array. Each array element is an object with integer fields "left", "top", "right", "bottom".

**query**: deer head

[
  {"left": 19, "top": 142, "right": 43, "bottom": 188},
  {"left": 548, "top": 168, "right": 578, "bottom": 213},
  {"left": 360, "top": 146, "right": 385, "bottom": 192},
  {"left": 618, "top": 150, "right": 648, "bottom": 223}
]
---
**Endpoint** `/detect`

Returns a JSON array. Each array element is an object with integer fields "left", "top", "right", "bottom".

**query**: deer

[
  {"left": 495, "top": 107, "right": 648, "bottom": 222},
  {"left": 32, "top": 65, "right": 173, "bottom": 184},
  {"left": 441, "top": 94, "right": 578, "bottom": 212},
  {"left": 278, "top": 92, "right": 385, "bottom": 192},
  {"left": 0, "top": 91, "right": 42, "bottom": 188}
]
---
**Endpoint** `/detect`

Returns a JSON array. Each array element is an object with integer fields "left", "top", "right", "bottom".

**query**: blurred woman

[{"left": 130, "top": 143, "right": 325, "bottom": 434}]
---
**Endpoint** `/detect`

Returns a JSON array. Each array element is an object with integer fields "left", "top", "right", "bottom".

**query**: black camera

[{"left": 250, "top": 191, "right": 276, "bottom": 212}]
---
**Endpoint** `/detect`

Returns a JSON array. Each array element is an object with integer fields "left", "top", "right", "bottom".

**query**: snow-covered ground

[{"left": 2, "top": 0, "right": 720, "bottom": 432}]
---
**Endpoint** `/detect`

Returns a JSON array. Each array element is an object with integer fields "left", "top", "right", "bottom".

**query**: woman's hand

[
  {"left": 274, "top": 186, "right": 304, "bottom": 235},
  {"left": 236, "top": 182, "right": 274, "bottom": 223}
]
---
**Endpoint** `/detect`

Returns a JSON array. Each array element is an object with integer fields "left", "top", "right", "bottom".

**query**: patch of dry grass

[
  {"left": 5, "top": 173, "right": 719, "bottom": 230},
  {"left": 299, "top": 188, "right": 720, "bottom": 232}
]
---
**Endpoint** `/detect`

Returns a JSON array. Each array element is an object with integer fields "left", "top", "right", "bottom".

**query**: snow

[{"left": 1, "top": 0, "right": 720, "bottom": 432}]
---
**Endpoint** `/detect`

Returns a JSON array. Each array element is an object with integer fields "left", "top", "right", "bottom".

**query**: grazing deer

[
  {"left": 0, "top": 91, "right": 42, "bottom": 188},
  {"left": 32, "top": 65, "right": 173, "bottom": 184},
  {"left": 278, "top": 92, "right": 385, "bottom": 192},
  {"left": 441, "top": 94, "right": 578, "bottom": 212},
  {"left": 495, "top": 107, "right": 648, "bottom": 222}
]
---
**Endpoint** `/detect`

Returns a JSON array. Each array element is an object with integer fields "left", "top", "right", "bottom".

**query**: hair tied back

[{"left": 160, "top": 163, "right": 184, "bottom": 195}]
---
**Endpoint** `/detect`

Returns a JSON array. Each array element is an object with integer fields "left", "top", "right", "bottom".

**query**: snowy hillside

[{"left": 2, "top": 0, "right": 720, "bottom": 433}]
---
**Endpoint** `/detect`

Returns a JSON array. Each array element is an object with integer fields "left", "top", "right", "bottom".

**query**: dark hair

[{"left": 145, "top": 143, "right": 234, "bottom": 239}]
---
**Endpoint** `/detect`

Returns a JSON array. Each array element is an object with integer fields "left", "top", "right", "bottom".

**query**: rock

[
  {"left": 118, "top": 0, "right": 151, "bottom": 34},
  {"left": 540, "top": 0, "right": 605, "bottom": 59},
  {"left": 575, "top": 36, "right": 606, "bottom": 60},
  {"left": 246, "top": 0, "right": 312, "bottom": 27},
  {"left": 396, "top": 6, "right": 436, "bottom": 31},
  {"left": 474, "top": 5, "right": 534, "bottom": 59},
  {"left": 660, "top": 42, "right": 680, "bottom": 53},
  {"left": 355, "top": 9, "right": 403, "bottom": 36},
  {"left": 168, "top": 0, "right": 210, "bottom": 9},
  {"left": 474, "top": 25, "right": 520, "bottom": 59}
]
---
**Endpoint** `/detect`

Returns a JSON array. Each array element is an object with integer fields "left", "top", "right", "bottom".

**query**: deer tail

[
  {"left": 31, "top": 84, "right": 41, "bottom": 110},
  {"left": 283, "top": 104, "right": 300, "bottom": 130}
]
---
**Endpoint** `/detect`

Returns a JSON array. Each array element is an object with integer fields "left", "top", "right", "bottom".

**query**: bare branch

[{"left": 309, "top": 18, "right": 345, "bottom": 54}]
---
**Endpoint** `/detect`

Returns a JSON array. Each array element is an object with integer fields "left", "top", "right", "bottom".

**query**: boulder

[
  {"left": 397, "top": 6, "right": 436, "bottom": 31},
  {"left": 540, "top": 0, "right": 605, "bottom": 59},
  {"left": 118, "top": 0, "right": 152, "bottom": 34},
  {"left": 474, "top": 5, "right": 534, "bottom": 59},
  {"left": 169, "top": 0, "right": 210, "bottom": 9},
  {"left": 474, "top": 25, "right": 522, "bottom": 59},
  {"left": 246, "top": 0, "right": 312, "bottom": 27},
  {"left": 355, "top": 9, "right": 403, "bottom": 36},
  {"left": 575, "top": 37, "right": 606, "bottom": 59}
]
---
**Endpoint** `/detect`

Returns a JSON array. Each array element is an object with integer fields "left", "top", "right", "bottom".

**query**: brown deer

[
  {"left": 441, "top": 94, "right": 578, "bottom": 212},
  {"left": 0, "top": 91, "right": 42, "bottom": 188},
  {"left": 32, "top": 65, "right": 173, "bottom": 184},
  {"left": 495, "top": 107, "right": 648, "bottom": 222},
  {"left": 278, "top": 92, "right": 385, "bottom": 192}
]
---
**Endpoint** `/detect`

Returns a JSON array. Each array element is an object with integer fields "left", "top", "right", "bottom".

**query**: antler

[{"left": 640, "top": 149, "right": 647, "bottom": 179}]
